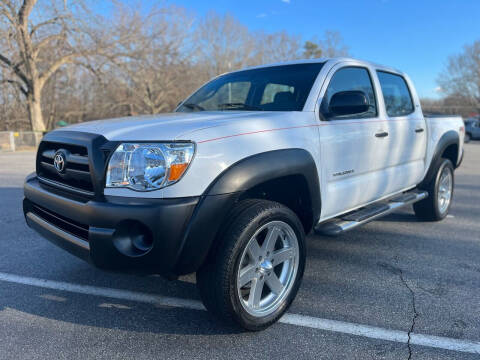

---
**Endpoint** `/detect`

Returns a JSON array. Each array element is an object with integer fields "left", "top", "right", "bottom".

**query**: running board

[{"left": 314, "top": 191, "right": 428, "bottom": 236}]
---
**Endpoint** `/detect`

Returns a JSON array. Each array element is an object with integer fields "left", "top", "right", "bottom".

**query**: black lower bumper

[{"left": 24, "top": 175, "right": 202, "bottom": 276}]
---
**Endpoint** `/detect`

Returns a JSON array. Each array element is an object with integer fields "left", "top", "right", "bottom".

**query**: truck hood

[{"left": 59, "top": 111, "right": 276, "bottom": 141}]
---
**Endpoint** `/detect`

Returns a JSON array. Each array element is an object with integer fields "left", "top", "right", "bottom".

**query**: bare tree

[
  {"left": 196, "top": 12, "right": 258, "bottom": 77},
  {"left": 303, "top": 41, "right": 322, "bottom": 59},
  {"left": 0, "top": 0, "right": 108, "bottom": 131},
  {"left": 0, "top": 4, "right": 352, "bottom": 131},
  {"left": 421, "top": 96, "right": 478, "bottom": 117},
  {"left": 319, "top": 31, "right": 349, "bottom": 57},
  {"left": 106, "top": 4, "right": 197, "bottom": 114},
  {"left": 303, "top": 31, "right": 350, "bottom": 59},
  {"left": 256, "top": 31, "right": 302, "bottom": 63},
  {"left": 437, "top": 40, "right": 480, "bottom": 110},
  {"left": 0, "top": 65, "right": 27, "bottom": 130}
]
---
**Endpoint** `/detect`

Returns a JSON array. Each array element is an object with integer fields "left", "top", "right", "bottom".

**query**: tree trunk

[{"left": 27, "top": 89, "right": 46, "bottom": 132}]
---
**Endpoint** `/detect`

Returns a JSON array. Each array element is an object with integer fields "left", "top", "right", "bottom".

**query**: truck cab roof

[{"left": 226, "top": 57, "right": 406, "bottom": 78}]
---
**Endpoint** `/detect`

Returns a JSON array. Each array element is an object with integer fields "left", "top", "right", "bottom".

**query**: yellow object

[{"left": 168, "top": 163, "right": 188, "bottom": 181}]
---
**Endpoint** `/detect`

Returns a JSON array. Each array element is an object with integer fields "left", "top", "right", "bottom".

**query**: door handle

[
  {"left": 375, "top": 131, "right": 389, "bottom": 138},
  {"left": 415, "top": 128, "right": 424, "bottom": 133}
]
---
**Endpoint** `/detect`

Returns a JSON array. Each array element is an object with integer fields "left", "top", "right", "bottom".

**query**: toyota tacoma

[{"left": 23, "top": 58, "right": 465, "bottom": 330}]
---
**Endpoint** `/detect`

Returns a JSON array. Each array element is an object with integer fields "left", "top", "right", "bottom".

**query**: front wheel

[
  {"left": 414, "top": 158, "right": 454, "bottom": 221},
  {"left": 196, "top": 200, "right": 306, "bottom": 331}
]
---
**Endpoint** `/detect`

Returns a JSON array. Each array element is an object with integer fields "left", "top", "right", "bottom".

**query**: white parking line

[{"left": 0, "top": 272, "right": 479, "bottom": 354}]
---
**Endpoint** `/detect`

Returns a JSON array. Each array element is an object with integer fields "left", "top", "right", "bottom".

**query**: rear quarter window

[{"left": 377, "top": 71, "right": 414, "bottom": 117}]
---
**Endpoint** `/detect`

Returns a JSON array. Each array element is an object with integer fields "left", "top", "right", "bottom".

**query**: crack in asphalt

[
  {"left": 377, "top": 260, "right": 419, "bottom": 360},
  {"left": 399, "top": 269, "right": 419, "bottom": 360}
]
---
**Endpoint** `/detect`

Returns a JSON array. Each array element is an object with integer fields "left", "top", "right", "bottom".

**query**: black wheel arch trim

[
  {"left": 173, "top": 148, "right": 321, "bottom": 275},
  {"left": 205, "top": 148, "right": 321, "bottom": 202},
  {"left": 420, "top": 130, "right": 459, "bottom": 188}
]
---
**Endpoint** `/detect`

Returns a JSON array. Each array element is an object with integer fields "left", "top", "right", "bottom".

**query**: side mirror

[{"left": 328, "top": 90, "right": 369, "bottom": 117}]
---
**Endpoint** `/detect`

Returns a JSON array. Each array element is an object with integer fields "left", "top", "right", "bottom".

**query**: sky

[{"left": 103, "top": 0, "right": 479, "bottom": 99}]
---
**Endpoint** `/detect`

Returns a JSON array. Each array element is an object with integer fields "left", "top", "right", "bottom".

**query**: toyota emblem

[{"left": 53, "top": 151, "right": 66, "bottom": 173}]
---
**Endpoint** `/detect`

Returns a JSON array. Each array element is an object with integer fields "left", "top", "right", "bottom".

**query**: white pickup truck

[{"left": 23, "top": 58, "right": 464, "bottom": 330}]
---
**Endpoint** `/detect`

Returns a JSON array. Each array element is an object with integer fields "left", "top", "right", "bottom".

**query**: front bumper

[{"left": 24, "top": 175, "right": 199, "bottom": 276}]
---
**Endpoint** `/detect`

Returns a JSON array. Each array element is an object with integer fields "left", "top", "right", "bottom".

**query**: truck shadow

[
  {"left": 1, "top": 280, "right": 245, "bottom": 336},
  {"left": 0, "top": 267, "right": 246, "bottom": 336},
  {"left": 1, "top": 185, "right": 479, "bottom": 337},
  {"left": 0, "top": 185, "right": 243, "bottom": 335}
]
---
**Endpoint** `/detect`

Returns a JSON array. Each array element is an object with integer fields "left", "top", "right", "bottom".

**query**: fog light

[{"left": 112, "top": 220, "right": 153, "bottom": 257}]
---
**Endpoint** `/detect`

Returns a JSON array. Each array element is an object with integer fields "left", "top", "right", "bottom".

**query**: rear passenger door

[
  {"left": 318, "top": 64, "right": 392, "bottom": 219},
  {"left": 376, "top": 71, "right": 426, "bottom": 190}
]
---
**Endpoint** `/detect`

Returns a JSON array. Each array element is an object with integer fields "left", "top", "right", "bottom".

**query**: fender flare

[
  {"left": 173, "top": 149, "right": 321, "bottom": 275},
  {"left": 206, "top": 148, "right": 321, "bottom": 211},
  {"left": 420, "top": 130, "right": 459, "bottom": 188}
]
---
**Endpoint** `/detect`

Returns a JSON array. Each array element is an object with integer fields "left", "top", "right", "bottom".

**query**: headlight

[{"left": 106, "top": 142, "right": 195, "bottom": 191}]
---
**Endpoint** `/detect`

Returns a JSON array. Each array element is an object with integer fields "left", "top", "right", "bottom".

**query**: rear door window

[
  {"left": 261, "top": 83, "right": 295, "bottom": 105},
  {"left": 377, "top": 71, "right": 414, "bottom": 117}
]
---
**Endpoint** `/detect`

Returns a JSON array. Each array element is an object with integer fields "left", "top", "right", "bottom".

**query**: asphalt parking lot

[{"left": 0, "top": 143, "right": 479, "bottom": 359}]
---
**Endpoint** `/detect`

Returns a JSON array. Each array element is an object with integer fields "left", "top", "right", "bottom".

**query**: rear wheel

[
  {"left": 465, "top": 133, "right": 471, "bottom": 143},
  {"left": 414, "top": 158, "right": 454, "bottom": 221},
  {"left": 196, "top": 200, "right": 306, "bottom": 331}
]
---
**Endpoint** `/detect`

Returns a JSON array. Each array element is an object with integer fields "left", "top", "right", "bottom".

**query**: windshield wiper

[
  {"left": 218, "top": 103, "right": 262, "bottom": 111},
  {"left": 182, "top": 103, "right": 205, "bottom": 111}
]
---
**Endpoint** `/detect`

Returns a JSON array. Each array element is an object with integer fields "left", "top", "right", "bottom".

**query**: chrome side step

[{"left": 314, "top": 190, "right": 428, "bottom": 236}]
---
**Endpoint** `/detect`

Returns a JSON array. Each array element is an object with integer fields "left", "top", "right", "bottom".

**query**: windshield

[{"left": 177, "top": 63, "right": 324, "bottom": 112}]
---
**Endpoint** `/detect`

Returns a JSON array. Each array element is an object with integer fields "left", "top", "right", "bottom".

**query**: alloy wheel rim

[
  {"left": 438, "top": 166, "right": 453, "bottom": 214},
  {"left": 236, "top": 221, "right": 299, "bottom": 317}
]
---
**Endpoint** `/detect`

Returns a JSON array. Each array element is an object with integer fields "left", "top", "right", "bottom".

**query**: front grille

[
  {"left": 37, "top": 141, "right": 93, "bottom": 194},
  {"left": 31, "top": 203, "right": 89, "bottom": 241}
]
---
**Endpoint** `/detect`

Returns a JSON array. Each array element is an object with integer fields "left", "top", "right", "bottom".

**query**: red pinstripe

[{"left": 197, "top": 118, "right": 420, "bottom": 144}]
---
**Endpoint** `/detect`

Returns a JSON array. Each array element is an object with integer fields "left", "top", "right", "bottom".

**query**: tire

[
  {"left": 196, "top": 199, "right": 306, "bottom": 331},
  {"left": 465, "top": 133, "right": 471, "bottom": 143},
  {"left": 414, "top": 158, "right": 454, "bottom": 221}
]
